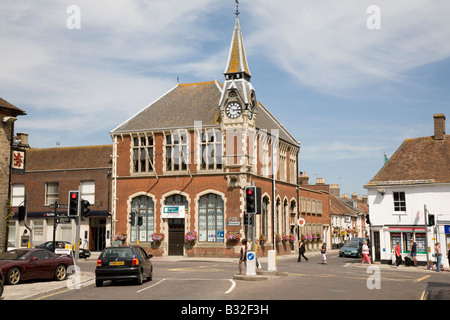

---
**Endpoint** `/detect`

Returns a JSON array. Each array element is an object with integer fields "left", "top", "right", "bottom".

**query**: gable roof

[
  {"left": 0, "top": 97, "right": 26, "bottom": 116},
  {"left": 111, "top": 81, "right": 222, "bottom": 133},
  {"left": 25, "top": 145, "right": 112, "bottom": 171},
  {"left": 111, "top": 81, "right": 300, "bottom": 147},
  {"left": 366, "top": 135, "right": 450, "bottom": 187}
]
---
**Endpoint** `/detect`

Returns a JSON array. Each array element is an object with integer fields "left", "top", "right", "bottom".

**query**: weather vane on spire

[{"left": 235, "top": 0, "right": 240, "bottom": 17}]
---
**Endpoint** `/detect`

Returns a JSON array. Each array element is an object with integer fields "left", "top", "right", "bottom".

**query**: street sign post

[{"left": 246, "top": 251, "right": 256, "bottom": 276}]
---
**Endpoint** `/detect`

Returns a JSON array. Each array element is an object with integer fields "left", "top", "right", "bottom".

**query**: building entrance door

[
  {"left": 90, "top": 219, "right": 106, "bottom": 252},
  {"left": 373, "top": 231, "right": 381, "bottom": 261},
  {"left": 169, "top": 218, "right": 184, "bottom": 255}
]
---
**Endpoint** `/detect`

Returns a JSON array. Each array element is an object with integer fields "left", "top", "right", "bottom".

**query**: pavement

[{"left": 1, "top": 250, "right": 448, "bottom": 300}]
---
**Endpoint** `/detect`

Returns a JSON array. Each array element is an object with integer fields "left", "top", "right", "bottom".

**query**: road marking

[
  {"left": 414, "top": 275, "right": 431, "bottom": 283},
  {"left": 225, "top": 279, "right": 236, "bottom": 294},
  {"left": 136, "top": 278, "right": 166, "bottom": 293},
  {"left": 136, "top": 278, "right": 236, "bottom": 295}
]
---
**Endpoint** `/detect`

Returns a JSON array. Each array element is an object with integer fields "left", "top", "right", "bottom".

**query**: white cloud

[{"left": 248, "top": 0, "right": 450, "bottom": 95}]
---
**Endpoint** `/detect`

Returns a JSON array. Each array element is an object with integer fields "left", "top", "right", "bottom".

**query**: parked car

[
  {"left": 95, "top": 246, "right": 153, "bottom": 287},
  {"left": 36, "top": 241, "right": 91, "bottom": 259},
  {"left": 0, "top": 267, "right": 4, "bottom": 298},
  {"left": 0, "top": 248, "right": 74, "bottom": 285},
  {"left": 339, "top": 241, "right": 362, "bottom": 258}
]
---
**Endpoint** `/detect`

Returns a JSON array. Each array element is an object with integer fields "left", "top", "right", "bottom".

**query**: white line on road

[
  {"left": 136, "top": 278, "right": 236, "bottom": 295},
  {"left": 136, "top": 278, "right": 167, "bottom": 293}
]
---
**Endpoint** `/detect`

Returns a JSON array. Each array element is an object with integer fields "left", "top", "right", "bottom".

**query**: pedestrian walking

[
  {"left": 320, "top": 243, "right": 328, "bottom": 264},
  {"left": 447, "top": 243, "right": 450, "bottom": 269},
  {"left": 395, "top": 242, "right": 402, "bottom": 267},
  {"left": 435, "top": 243, "right": 442, "bottom": 272},
  {"left": 297, "top": 240, "right": 308, "bottom": 262},
  {"left": 361, "top": 240, "right": 372, "bottom": 266},
  {"left": 238, "top": 239, "right": 247, "bottom": 274},
  {"left": 410, "top": 238, "right": 417, "bottom": 267}
]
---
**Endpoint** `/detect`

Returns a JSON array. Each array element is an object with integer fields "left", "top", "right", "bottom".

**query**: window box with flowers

[
  {"left": 275, "top": 233, "right": 281, "bottom": 243},
  {"left": 185, "top": 230, "right": 198, "bottom": 244},
  {"left": 226, "top": 232, "right": 241, "bottom": 244}
]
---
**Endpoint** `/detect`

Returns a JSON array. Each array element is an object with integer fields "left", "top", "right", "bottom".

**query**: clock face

[{"left": 225, "top": 102, "right": 242, "bottom": 119}]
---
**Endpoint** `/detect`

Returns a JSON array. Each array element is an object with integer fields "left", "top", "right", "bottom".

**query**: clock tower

[{"left": 219, "top": 7, "right": 257, "bottom": 188}]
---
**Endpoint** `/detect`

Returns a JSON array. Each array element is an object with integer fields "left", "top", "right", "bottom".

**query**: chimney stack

[
  {"left": 298, "top": 172, "right": 309, "bottom": 185},
  {"left": 434, "top": 114, "right": 446, "bottom": 140}
]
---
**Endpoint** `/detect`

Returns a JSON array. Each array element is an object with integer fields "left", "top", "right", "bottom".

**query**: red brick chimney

[{"left": 434, "top": 114, "right": 446, "bottom": 140}]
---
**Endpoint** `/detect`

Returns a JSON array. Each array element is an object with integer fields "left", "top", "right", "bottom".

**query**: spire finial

[{"left": 235, "top": 0, "right": 240, "bottom": 17}]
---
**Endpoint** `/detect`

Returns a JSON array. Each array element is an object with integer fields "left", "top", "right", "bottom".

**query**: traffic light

[
  {"left": 245, "top": 186, "right": 256, "bottom": 214},
  {"left": 18, "top": 205, "right": 26, "bottom": 221},
  {"left": 137, "top": 216, "right": 143, "bottom": 226},
  {"left": 129, "top": 212, "right": 136, "bottom": 226},
  {"left": 81, "top": 199, "right": 90, "bottom": 218},
  {"left": 256, "top": 187, "right": 261, "bottom": 214},
  {"left": 428, "top": 213, "right": 435, "bottom": 226},
  {"left": 68, "top": 191, "right": 80, "bottom": 217},
  {"left": 243, "top": 211, "right": 248, "bottom": 225}
]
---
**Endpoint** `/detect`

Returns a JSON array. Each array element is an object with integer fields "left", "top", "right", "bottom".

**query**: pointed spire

[{"left": 224, "top": 13, "right": 251, "bottom": 81}]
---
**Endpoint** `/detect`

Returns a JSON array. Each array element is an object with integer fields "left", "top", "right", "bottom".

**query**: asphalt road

[{"left": 28, "top": 250, "right": 450, "bottom": 302}]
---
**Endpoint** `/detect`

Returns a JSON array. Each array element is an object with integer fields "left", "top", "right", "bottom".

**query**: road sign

[{"left": 297, "top": 218, "right": 306, "bottom": 227}]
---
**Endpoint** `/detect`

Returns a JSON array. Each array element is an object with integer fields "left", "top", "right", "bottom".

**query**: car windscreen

[
  {"left": 343, "top": 242, "right": 359, "bottom": 248},
  {"left": 0, "top": 250, "right": 29, "bottom": 260},
  {"left": 100, "top": 248, "right": 135, "bottom": 259}
]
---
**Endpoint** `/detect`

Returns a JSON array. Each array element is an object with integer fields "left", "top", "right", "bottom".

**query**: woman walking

[
  {"left": 238, "top": 239, "right": 247, "bottom": 274},
  {"left": 361, "top": 240, "right": 372, "bottom": 266},
  {"left": 321, "top": 243, "right": 328, "bottom": 264},
  {"left": 297, "top": 240, "right": 308, "bottom": 262}
]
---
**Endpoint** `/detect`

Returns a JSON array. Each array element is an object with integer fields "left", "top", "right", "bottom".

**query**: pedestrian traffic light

[
  {"left": 245, "top": 186, "right": 256, "bottom": 214},
  {"left": 137, "top": 216, "right": 143, "bottom": 226},
  {"left": 243, "top": 211, "right": 248, "bottom": 225},
  {"left": 81, "top": 199, "right": 90, "bottom": 218},
  {"left": 129, "top": 212, "right": 136, "bottom": 226},
  {"left": 68, "top": 191, "right": 80, "bottom": 217},
  {"left": 428, "top": 213, "right": 435, "bottom": 226}
]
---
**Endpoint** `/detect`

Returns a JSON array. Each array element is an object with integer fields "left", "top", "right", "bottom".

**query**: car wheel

[
  {"left": 136, "top": 269, "right": 143, "bottom": 285},
  {"left": 147, "top": 267, "right": 153, "bottom": 281},
  {"left": 55, "top": 264, "right": 67, "bottom": 281},
  {"left": 95, "top": 279, "right": 103, "bottom": 287},
  {"left": 0, "top": 280, "right": 4, "bottom": 298},
  {"left": 6, "top": 267, "right": 21, "bottom": 285}
]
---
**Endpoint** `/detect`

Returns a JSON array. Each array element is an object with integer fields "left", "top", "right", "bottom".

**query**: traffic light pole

[{"left": 424, "top": 204, "right": 430, "bottom": 264}]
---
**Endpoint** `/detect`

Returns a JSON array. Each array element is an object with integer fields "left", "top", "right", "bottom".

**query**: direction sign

[{"left": 247, "top": 252, "right": 255, "bottom": 261}]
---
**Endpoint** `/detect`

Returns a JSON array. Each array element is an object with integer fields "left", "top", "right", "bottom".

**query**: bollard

[
  {"left": 246, "top": 251, "right": 257, "bottom": 276},
  {"left": 268, "top": 250, "right": 277, "bottom": 272}
]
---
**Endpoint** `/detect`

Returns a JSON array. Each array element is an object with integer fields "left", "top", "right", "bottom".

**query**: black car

[
  {"left": 95, "top": 246, "right": 153, "bottom": 287},
  {"left": 36, "top": 241, "right": 91, "bottom": 259}
]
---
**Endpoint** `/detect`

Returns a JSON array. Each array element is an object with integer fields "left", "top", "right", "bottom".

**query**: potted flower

[
  {"left": 316, "top": 233, "right": 322, "bottom": 241},
  {"left": 185, "top": 230, "right": 198, "bottom": 243},
  {"left": 151, "top": 232, "right": 165, "bottom": 242},
  {"left": 305, "top": 233, "right": 312, "bottom": 241},
  {"left": 226, "top": 232, "right": 241, "bottom": 243},
  {"left": 281, "top": 233, "right": 289, "bottom": 242}
]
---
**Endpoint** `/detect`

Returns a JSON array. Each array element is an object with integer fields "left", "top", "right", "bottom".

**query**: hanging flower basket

[
  {"left": 151, "top": 232, "right": 165, "bottom": 242},
  {"left": 281, "top": 233, "right": 289, "bottom": 243},
  {"left": 184, "top": 230, "right": 198, "bottom": 243},
  {"left": 288, "top": 233, "right": 296, "bottom": 243},
  {"left": 226, "top": 232, "right": 241, "bottom": 243},
  {"left": 114, "top": 232, "right": 127, "bottom": 241},
  {"left": 259, "top": 235, "right": 267, "bottom": 245},
  {"left": 275, "top": 234, "right": 281, "bottom": 242}
]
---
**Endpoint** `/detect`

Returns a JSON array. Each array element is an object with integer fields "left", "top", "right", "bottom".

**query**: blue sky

[{"left": 1, "top": 0, "right": 450, "bottom": 197}]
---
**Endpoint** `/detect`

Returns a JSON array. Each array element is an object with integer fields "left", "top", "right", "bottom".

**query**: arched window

[
  {"left": 198, "top": 193, "right": 224, "bottom": 242},
  {"left": 131, "top": 195, "right": 154, "bottom": 242},
  {"left": 262, "top": 196, "right": 270, "bottom": 238}
]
